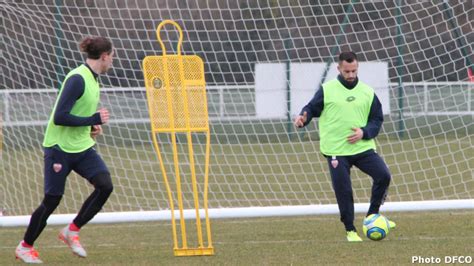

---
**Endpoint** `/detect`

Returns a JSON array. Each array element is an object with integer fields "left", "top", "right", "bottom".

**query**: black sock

[
  {"left": 73, "top": 173, "right": 113, "bottom": 228},
  {"left": 23, "top": 195, "right": 62, "bottom": 246}
]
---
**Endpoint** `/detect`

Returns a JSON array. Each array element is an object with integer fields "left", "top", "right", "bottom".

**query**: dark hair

[
  {"left": 79, "top": 36, "right": 112, "bottom": 59},
  {"left": 339, "top": 51, "right": 358, "bottom": 63}
]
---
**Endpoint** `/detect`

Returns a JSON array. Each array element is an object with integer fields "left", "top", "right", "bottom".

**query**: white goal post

[{"left": 1, "top": 1, "right": 473, "bottom": 227}]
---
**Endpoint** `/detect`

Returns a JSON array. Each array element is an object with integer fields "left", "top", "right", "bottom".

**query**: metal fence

[{"left": 0, "top": 82, "right": 472, "bottom": 126}]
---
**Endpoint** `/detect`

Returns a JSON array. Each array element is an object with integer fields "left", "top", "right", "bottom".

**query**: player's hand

[
  {"left": 294, "top": 112, "right": 308, "bottom": 128},
  {"left": 91, "top": 125, "right": 102, "bottom": 139},
  {"left": 348, "top": 127, "right": 363, "bottom": 144},
  {"left": 98, "top": 108, "right": 109, "bottom": 124}
]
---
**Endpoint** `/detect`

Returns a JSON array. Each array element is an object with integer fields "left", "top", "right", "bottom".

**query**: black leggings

[
  {"left": 23, "top": 172, "right": 113, "bottom": 245},
  {"left": 73, "top": 172, "right": 114, "bottom": 228}
]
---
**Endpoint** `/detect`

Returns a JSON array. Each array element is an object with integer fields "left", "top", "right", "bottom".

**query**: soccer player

[
  {"left": 294, "top": 51, "right": 395, "bottom": 242},
  {"left": 15, "top": 36, "right": 114, "bottom": 263}
]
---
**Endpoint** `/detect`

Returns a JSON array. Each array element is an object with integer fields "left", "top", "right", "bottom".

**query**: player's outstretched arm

[
  {"left": 294, "top": 112, "right": 308, "bottom": 128},
  {"left": 295, "top": 87, "right": 324, "bottom": 128}
]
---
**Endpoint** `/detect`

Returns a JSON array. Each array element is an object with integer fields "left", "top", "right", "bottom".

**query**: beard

[{"left": 344, "top": 77, "right": 356, "bottom": 83}]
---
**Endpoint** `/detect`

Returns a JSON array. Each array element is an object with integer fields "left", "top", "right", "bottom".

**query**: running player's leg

[
  {"left": 16, "top": 147, "right": 71, "bottom": 263},
  {"left": 58, "top": 148, "right": 113, "bottom": 257},
  {"left": 73, "top": 148, "right": 113, "bottom": 227},
  {"left": 24, "top": 147, "right": 71, "bottom": 244}
]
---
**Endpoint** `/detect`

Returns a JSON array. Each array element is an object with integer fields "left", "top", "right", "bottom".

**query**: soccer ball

[{"left": 362, "top": 214, "right": 390, "bottom": 241}]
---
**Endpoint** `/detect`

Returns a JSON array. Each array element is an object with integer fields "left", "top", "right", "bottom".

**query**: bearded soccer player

[
  {"left": 294, "top": 51, "right": 395, "bottom": 242},
  {"left": 15, "top": 36, "right": 114, "bottom": 263}
]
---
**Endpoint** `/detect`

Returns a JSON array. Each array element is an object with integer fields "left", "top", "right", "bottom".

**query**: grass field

[
  {"left": 1, "top": 210, "right": 473, "bottom": 265},
  {"left": 1, "top": 127, "right": 472, "bottom": 265}
]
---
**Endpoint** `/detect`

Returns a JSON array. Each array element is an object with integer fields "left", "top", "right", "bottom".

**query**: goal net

[{"left": 1, "top": 0, "right": 472, "bottom": 224}]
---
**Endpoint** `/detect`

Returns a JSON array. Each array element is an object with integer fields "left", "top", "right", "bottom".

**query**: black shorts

[{"left": 43, "top": 146, "right": 109, "bottom": 196}]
